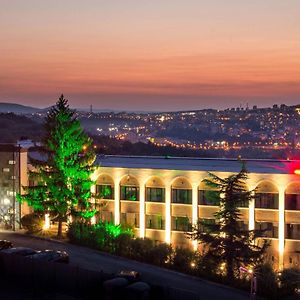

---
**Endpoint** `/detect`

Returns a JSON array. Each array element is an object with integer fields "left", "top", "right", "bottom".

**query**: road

[{"left": 0, "top": 230, "right": 250, "bottom": 300}]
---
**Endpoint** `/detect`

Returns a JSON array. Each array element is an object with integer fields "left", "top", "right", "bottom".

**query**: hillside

[
  {"left": 0, "top": 113, "right": 43, "bottom": 143},
  {"left": 0, "top": 103, "right": 41, "bottom": 114}
]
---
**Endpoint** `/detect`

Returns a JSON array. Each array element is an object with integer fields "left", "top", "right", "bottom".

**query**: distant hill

[
  {"left": 0, "top": 113, "right": 43, "bottom": 143},
  {"left": 0, "top": 103, "right": 41, "bottom": 114}
]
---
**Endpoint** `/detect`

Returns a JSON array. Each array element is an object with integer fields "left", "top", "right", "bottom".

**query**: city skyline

[{"left": 1, "top": 0, "right": 300, "bottom": 110}]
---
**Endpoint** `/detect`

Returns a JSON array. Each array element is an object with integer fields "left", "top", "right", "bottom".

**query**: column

[
  {"left": 90, "top": 184, "right": 96, "bottom": 225},
  {"left": 114, "top": 180, "right": 120, "bottom": 225},
  {"left": 165, "top": 184, "right": 171, "bottom": 244},
  {"left": 192, "top": 184, "right": 198, "bottom": 250},
  {"left": 248, "top": 191, "right": 255, "bottom": 231},
  {"left": 278, "top": 186, "right": 285, "bottom": 270},
  {"left": 139, "top": 183, "right": 145, "bottom": 238}
]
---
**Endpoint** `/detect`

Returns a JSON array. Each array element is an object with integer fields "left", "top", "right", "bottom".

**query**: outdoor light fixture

[
  {"left": 43, "top": 213, "right": 50, "bottom": 230},
  {"left": 294, "top": 169, "right": 300, "bottom": 175}
]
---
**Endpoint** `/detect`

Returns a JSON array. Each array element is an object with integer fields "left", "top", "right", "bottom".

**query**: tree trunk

[
  {"left": 226, "top": 255, "right": 234, "bottom": 281},
  {"left": 57, "top": 217, "right": 63, "bottom": 238}
]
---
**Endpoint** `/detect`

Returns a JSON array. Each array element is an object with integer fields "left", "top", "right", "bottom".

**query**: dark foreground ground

[{"left": 0, "top": 230, "right": 251, "bottom": 300}]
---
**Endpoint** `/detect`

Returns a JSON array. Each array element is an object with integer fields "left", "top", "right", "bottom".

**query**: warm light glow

[
  {"left": 294, "top": 169, "right": 300, "bottom": 175},
  {"left": 91, "top": 215, "right": 96, "bottom": 225},
  {"left": 190, "top": 262, "right": 196, "bottom": 268},
  {"left": 165, "top": 185, "right": 171, "bottom": 244},
  {"left": 139, "top": 184, "right": 145, "bottom": 238},
  {"left": 43, "top": 213, "right": 50, "bottom": 230}
]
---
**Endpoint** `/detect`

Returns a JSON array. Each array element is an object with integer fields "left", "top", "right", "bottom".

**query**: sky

[{"left": 1, "top": 0, "right": 300, "bottom": 111}]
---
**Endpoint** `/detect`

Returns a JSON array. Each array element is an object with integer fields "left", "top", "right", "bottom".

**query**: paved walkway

[{"left": 0, "top": 230, "right": 251, "bottom": 300}]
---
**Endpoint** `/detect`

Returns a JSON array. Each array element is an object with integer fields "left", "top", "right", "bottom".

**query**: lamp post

[{"left": 239, "top": 266, "right": 257, "bottom": 300}]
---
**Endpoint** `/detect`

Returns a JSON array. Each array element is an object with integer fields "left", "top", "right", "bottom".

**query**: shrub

[
  {"left": 114, "top": 233, "right": 132, "bottom": 257},
  {"left": 130, "top": 237, "right": 154, "bottom": 262},
  {"left": 150, "top": 243, "right": 173, "bottom": 267},
  {"left": 254, "top": 263, "right": 278, "bottom": 299},
  {"left": 20, "top": 213, "right": 43, "bottom": 233},
  {"left": 172, "top": 247, "right": 197, "bottom": 274},
  {"left": 279, "top": 267, "right": 300, "bottom": 297}
]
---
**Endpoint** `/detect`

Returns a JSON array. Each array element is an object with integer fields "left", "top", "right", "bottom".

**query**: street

[{"left": 0, "top": 230, "right": 250, "bottom": 300}]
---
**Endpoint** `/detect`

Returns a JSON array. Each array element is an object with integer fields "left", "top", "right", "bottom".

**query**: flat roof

[{"left": 96, "top": 155, "right": 295, "bottom": 174}]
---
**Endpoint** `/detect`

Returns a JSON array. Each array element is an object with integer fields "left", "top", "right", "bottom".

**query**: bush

[
  {"left": 20, "top": 213, "right": 43, "bottom": 233},
  {"left": 172, "top": 247, "right": 197, "bottom": 274},
  {"left": 114, "top": 233, "right": 132, "bottom": 257},
  {"left": 255, "top": 263, "right": 278, "bottom": 299},
  {"left": 150, "top": 243, "right": 173, "bottom": 267},
  {"left": 279, "top": 267, "right": 300, "bottom": 297},
  {"left": 130, "top": 237, "right": 154, "bottom": 262}
]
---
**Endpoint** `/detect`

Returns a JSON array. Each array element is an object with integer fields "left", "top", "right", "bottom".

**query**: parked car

[
  {"left": 28, "top": 250, "right": 69, "bottom": 263},
  {"left": 1, "top": 247, "right": 38, "bottom": 256},
  {"left": 116, "top": 270, "right": 141, "bottom": 283},
  {"left": 0, "top": 240, "right": 13, "bottom": 250}
]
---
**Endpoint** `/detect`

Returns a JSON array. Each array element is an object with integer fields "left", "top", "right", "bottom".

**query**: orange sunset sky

[{"left": 1, "top": 0, "right": 300, "bottom": 111}]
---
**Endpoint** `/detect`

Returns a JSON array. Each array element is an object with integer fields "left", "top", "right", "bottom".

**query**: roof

[{"left": 96, "top": 155, "right": 294, "bottom": 174}]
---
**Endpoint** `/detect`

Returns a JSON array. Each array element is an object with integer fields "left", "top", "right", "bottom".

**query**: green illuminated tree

[
  {"left": 17, "top": 95, "right": 97, "bottom": 237},
  {"left": 188, "top": 163, "right": 269, "bottom": 280}
]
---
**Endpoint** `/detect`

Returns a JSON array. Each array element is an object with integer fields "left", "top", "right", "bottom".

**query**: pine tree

[
  {"left": 18, "top": 95, "right": 97, "bottom": 237},
  {"left": 188, "top": 163, "right": 269, "bottom": 280}
]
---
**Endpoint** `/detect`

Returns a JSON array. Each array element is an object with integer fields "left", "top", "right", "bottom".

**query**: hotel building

[
  {"left": 0, "top": 144, "right": 28, "bottom": 230},
  {"left": 93, "top": 155, "right": 300, "bottom": 270}
]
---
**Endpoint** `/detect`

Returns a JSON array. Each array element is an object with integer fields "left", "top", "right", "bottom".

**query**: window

[
  {"left": 96, "top": 184, "right": 114, "bottom": 199},
  {"left": 121, "top": 212, "right": 139, "bottom": 227},
  {"left": 11, "top": 176, "right": 16, "bottom": 180},
  {"left": 172, "top": 216, "right": 192, "bottom": 232},
  {"left": 98, "top": 211, "right": 113, "bottom": 223},
  {"left": 172, "top": 189, "right": 192, "bottom": 204},
  {"left": 198, "top": 218, "right": 215, "bottom": 232},
  {"left": 198, "top": 190, "right": 219, "bottom": 205},
  {"left": 7, "top": 191, "right": 16, "bottom": 196},
  {"left": 255, "top": 193, "right": 279, "bottom": 209},
  {"left": 2, "top": 168, "right": 10, "bottom": 173},
  {"left": 286, "top": 224, "right": 300, "bottom": 240},
  {"left": 285, "top": 194, "right": 300, "bottom": 210},
  {"left": 146, "top": 214, "right": 165, "bottom": 229},
  {"left": 8, "top": 160, "right": 16, "bottom": 165},
  {"left": 255, "top": 222, "right": 278, "bottom": 238},
  {"left": 146, "top": 187, "right": 165, "bottom": 202},
  {"left": 120, "top": 186, "right": 139, "bottom": 201}
]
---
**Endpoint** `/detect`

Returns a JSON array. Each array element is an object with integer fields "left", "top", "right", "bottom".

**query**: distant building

[{"left": 0, "top": 144, "right": 28, "bottom": 230}]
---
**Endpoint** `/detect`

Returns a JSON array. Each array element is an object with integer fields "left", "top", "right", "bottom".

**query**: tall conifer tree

[
  {"left": 18, "top": 95, "right": 96, "bottom": 237},
  {"left": 188, "top": 163, "right": 269, "bottom": 280}
]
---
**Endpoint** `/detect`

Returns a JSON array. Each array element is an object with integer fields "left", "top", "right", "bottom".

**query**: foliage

[
  {"left": 254, "top": 263, "right": 278, "bottom": 299},
  {"left": 17, "top": 95, "right": 97, "bottom": 237},
  {"left": 188, "top": 163, "right": 269, "bottom": 280},
  {"left": 149, "top": 243, "right": 173, "bottom": 267},
  {"left": 279, "top": 267, "right": 300, "bottom": 297},
  {"left": 130, "top": 237, "right": 154, "bottom": 262},
  {"left": 172, "top": 247, "right": 198, "bottom": 274},
  {"left": 67, "top": 221, "right": 133, "bottom": 252},
  {"left": 20, "top": 213, "right": 43, "bottom": 233}
]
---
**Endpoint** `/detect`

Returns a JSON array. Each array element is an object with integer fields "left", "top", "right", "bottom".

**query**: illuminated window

[
  {"left": 172, "top": 216, "right": 192, "bottom": 231},
  {"left": 146, "top": 188, "right": 165, "bottom": 202},
  {"left": 255, "top": 193, "right": 279, "bottom": 209},
  {"left": 286, "top": 224, "right": 300, "bottom": 240},
  {"left": 121, "top": 212, "right": 139, "bottom": 227},
  {"left": 285, "top": 194, "right": 300, "bottom": 210},
  {"left": 96, "top": 184, "right": 114, "bottom": 199},
  {"left": 198, "top": 190, "right": 219, "bottom": 205},
  {"left": 146, "top": 214, "right": 165, "bottom": 229},
  {"left": 120, "top": 186, "right": 139, "bottom": 201},
  {"left": 255, "top": 222, "right": 278, "bottom": 238},
  {"left": 172, "top": 189, "right": 192, "bottom": 204}
]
